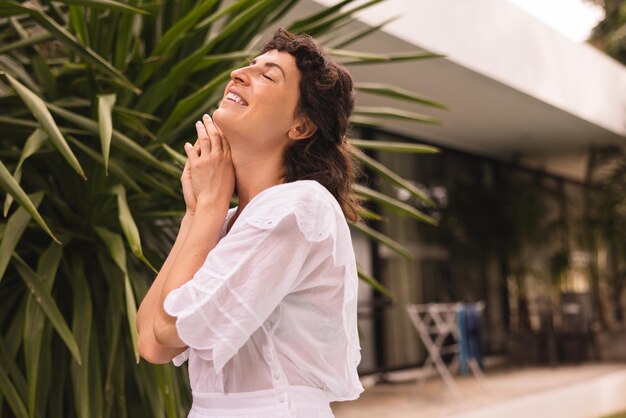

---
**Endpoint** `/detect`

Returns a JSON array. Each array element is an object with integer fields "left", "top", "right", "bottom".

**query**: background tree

[
  {"left": 583, "top": 0, "right": 626, "bottom": 328},
  {"left": 585, "top": 0, "right": 626, "bottom": 65},
  {"left": 0, "top": 1, "right": 448, "bottom": 417}
]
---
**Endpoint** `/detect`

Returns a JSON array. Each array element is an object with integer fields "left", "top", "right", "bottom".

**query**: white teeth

[{"left": 226, "top": 92, "right": 247, "bottom": 105}]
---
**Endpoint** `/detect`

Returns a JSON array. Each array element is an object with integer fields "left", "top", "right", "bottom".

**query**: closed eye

[{"left": 263, "top": 74, "right": 274, "bottom": 82}]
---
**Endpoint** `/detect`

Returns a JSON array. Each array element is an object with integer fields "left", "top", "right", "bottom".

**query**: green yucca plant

[{"left": 0, "top": 0, "right": 448, "bottom": 417}]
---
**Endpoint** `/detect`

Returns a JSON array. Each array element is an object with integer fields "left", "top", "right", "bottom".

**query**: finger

[
  {"left": 197, "top": 120, "right": 211, "bottom": 157},
  {"left": 193, "top": 141, "right": 201, "bottom": 159},
  {"left": 182, "top": 159, "right": 191, "bottom": 178},
  {"left": 184, "top": 142, "right": 198, "bottom": 164},
  {"left": 203, "top": 114, "right": 221, "bottom": 153}
]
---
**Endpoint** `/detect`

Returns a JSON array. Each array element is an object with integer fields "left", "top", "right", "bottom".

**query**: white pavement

[{"left": 331, "top": 363, "right": 626, "bottom": 418}]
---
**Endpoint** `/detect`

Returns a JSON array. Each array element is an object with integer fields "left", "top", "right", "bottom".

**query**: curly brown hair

[{"left": 261, "top": 28, "right": 362, "bottom": 222}]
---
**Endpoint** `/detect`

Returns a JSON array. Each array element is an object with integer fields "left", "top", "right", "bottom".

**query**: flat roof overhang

[{"left": 301, "top": 0, "right": 626, "bottom": 158}]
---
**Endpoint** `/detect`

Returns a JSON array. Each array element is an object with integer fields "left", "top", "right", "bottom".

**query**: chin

[
  {"left": 212, "top": 107, "right": 233, "bottom": 134},
  {"left": 212, "top": 107, "right": 245, "bottom": 144}
]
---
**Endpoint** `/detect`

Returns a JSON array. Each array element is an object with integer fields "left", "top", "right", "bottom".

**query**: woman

[{"left": 136, "top": 28, "right": 364, "bottom": 417}]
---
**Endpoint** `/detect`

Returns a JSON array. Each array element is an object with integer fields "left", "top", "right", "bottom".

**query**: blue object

[
  {"left": 456, "top": 305, "right": 469, "bottom": 375},
  {"left": 457, "top": 303, "right": 484, "bottom": 375},
  {"left": 465, "top": 304, "right": 484, "bottom": 370}
]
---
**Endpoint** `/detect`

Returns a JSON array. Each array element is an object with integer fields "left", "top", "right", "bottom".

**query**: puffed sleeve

[{"left": 163, "top": 183, "right": 336, "bottom": 372}]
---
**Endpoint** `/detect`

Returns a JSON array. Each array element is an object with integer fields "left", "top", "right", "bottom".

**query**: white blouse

[{"left": 163, "top": 180, "right": 364, "bottom": 403}]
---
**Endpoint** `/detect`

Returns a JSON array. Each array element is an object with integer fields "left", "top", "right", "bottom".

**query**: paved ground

[{"left": 330, "top": 362, "right": 626, "bottom": 418}]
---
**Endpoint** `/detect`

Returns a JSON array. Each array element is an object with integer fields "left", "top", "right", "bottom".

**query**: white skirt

[{"left": 188, "top": 385, "right": 335, "bottom": 418}]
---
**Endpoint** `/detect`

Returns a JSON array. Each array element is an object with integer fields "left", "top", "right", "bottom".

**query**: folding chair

[{"left": 406, "top": 302, "right": 486, "bottom": 402}]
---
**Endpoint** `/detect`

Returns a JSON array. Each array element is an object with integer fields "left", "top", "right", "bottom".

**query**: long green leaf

[
  {"left": 0, "top": 361, "right": 28, "bottom": 418},
  {"left": 0, "top": 115, "right": 89, "bottom": 135},
  {"left": 0, "top": 177, "right": 60, "bottom": 274},
  {"left": 356, "top": 205, "right": 384, "bottom": 221},
  {"left": 2, "top": 169, "right": 22, "bottom": 218},
  {"left": 155, "top": 68, "right": 231, "bottom": 139},
  {"left": 193, "top": 51, "right": 254, "bottom": 73},
  {"left": 354, "top": 184, "right": 438, "bottom": 225},
  {"left": 113, "top": 235, "right": 142, "bottom": 285},
  {"left": 12, "top": 254, "right": 82, "bottom": 365},
  {"left": 0, "top": 54, "right": 42, "bottom": 95},
  {"left": 161, "top": 144, "right": 186, "bottom": 166},
  {"left": 137, "top": 0, "right": 273, "bottom": 113},
  {"left": 113, "top": 106, "right": 161, "bottom": 122},
  {"left": 357, "top": 264, "right": 393, "bottom": 299},
  {"left": 123, "top": 273, "right": 140, "bottom": 364},
  {"left": 98, "top": 253, "right": 122, "bottom": 416},
  {"left": 0, "top": 32, "right": 53, "bottom": 54},
  {"left": 0, "top": 191, "right": 43, "bottom": 282},
  {"left": 354, "top": 106, "right": 443, "bottom": 125},
  {"left": 68, "top": 5, "right": 89, "bottom": 47},
  {"left": 3, "top": 129, "right": 47, "bottom": 216},
  {"left": 88, "top": 328, "right": 104, "bottom": 418},
  {"left": 349, "top": 138, "right": 440, "bottom": 154},
  {"left": 47, "top": 104, "right": 179, "bottom": 178},
  {"left": 24, "top": 241, "right": 63, "bottom": 418},
  {"left": 288, "top": 0, "right": 352, "bottom": 31},
  {"left": 153, "top": 365, "right": 178, "bottom": 418},
  {"left": 331, "top": 16, "right": 397, "bottom": 49},
  {"left": 94, "top": 227, "right": 140, "bottom": 363},
  {"left": 119, "top": 166, "right": 178, "bottom": 198},
  {"left": 134, "top": 0, "right": 224, "bottom": 85},
  {"left": 69, "top": 257, "right": 92, "bottom": 418},
  {"left": 329, "top": 48, "right": 445, "bottom": 64},
  {"left": 349, "top": 220, "right": 412, "bottom": 259},
  {"left": 31, "top": 55, "right": 58, "bottom": 99},
  {"left": 0, "top": 333, "right": 27, "bottom": 401},
  {"left": 290, "top": 0, "right": 382, "bottom": 35},
  {"left": 55, "top": 0, "right": 148, "bottom": 15},
  {"left": 0, "top": 160, "right": 59, "bottom": 243},
  {"left": 154, "top": 0, "right": 220, "bottom": 56},
  {"left": 68, "top": 137, "right": 144, "bottom": 193},
  {"left": 351, "top": 146, "right": 435, "bottom": 206},
  {"left": 355, "top": 82, "right": 450, "bottom": 110},
  {"left": 110, "top": 185, "right": 157, "bottom": 273},
  {"left": 349, "top": 115, "right": 383, "bottom": 128},
  {"left": 97, "top": 94, "right": 116, "bottom": 175},
  {"left": 1, "top": 1, "right": 140, "bottom": 94},
  {"left": 114, "top": 12, "right": 134, "bottom": 72},
  {"left": 0, "top": 1, "right": 30, "bottom": 16},
  {"left": 3, "top": 72, "right": 87, "bottom": 180},
  {"left": 194, "top": 0, "right": 252, "bottom": 30}
]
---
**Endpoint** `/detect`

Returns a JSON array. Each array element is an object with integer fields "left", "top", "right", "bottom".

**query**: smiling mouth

[{"left": 225, "top": 92, "right": 248, "bottom": 106}]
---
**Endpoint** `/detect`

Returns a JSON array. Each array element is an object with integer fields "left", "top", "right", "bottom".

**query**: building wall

[{"left": 355, "top": 129, "right": 593, "bottom": 373}]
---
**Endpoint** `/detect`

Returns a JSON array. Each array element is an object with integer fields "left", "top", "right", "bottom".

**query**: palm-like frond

[{"left": 0, "top": 1, "right": 446, "bottom": 416}]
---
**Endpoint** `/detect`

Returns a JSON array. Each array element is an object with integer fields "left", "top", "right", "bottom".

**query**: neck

[{"left": 233, "top": 154, "right": 285, "bottom": 213}]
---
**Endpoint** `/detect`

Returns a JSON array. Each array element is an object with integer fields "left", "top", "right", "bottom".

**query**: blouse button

[
  {"left": 273, "top": 372, "right": 281, "bottom": 380},
  {"left": 278, "top": 394, "right": 287, "bottom": 403}
]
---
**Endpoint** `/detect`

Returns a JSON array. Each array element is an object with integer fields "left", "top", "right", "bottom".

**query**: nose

[{"left": 230, "top": 66, "right": 249, "bottom": 85}]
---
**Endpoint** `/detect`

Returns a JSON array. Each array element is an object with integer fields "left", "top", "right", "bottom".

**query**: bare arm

[
  {"left": 152, "top": 203, "right": 227, "bottom": 347},
  {"left": 136, "top": 213, "right": 194, "bottom": 363},
  {"left": 139, "top": 113, "right": 235, "bottom": 359}
]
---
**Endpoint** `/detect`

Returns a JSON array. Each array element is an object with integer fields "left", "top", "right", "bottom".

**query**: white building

[{"left": 288, "top": 0, "right": 626, "bottom": 372}]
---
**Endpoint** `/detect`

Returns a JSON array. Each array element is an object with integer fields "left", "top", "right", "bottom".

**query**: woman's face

[{"left": 212, "top": 49, "right": 302, "bottom": 158}]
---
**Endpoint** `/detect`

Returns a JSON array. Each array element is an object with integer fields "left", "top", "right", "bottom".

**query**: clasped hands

[{"left": 181, "top": 113, "right": 235, "bottom": 216}]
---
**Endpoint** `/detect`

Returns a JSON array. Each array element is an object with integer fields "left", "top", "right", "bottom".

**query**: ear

[{"left": 288, "top": 117, "right": 317, "bottom": 141}]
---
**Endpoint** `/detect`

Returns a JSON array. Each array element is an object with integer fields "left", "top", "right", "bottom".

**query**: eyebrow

[{"left": 249, "top": 58, "right": 286, "bottom": 79}]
